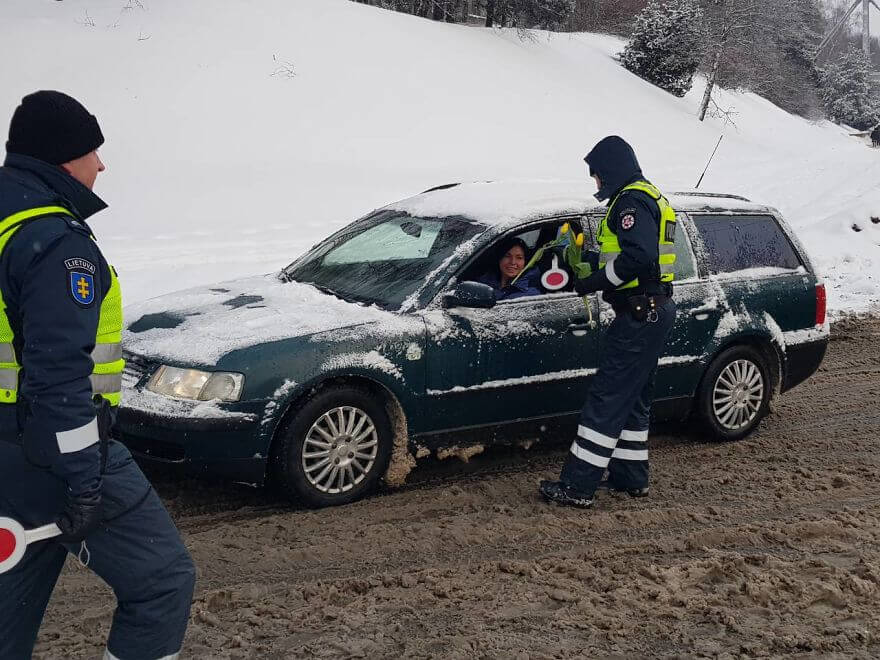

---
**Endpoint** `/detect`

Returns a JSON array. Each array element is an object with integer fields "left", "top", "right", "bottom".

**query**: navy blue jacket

[
  {"left": 577, "top": 136, "right": 664, "bottom": 304},
  {"left": 475, "top": 268, "right": 541, "bottom": 300},
  {"left": 0, "top": 153, "right": 112, "bottom": 497}
]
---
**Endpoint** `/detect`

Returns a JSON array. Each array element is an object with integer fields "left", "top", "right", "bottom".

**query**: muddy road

[{"left": 35, "top": 318, "right": 880, "bottom": 658}]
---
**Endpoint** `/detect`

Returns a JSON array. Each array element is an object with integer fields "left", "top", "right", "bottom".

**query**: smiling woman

[
  {"left": 284, "top": 210, "right": 482, "bottom": 309},
  {"left": 473, "top": 236, "right": 542, "bottom": 300}
]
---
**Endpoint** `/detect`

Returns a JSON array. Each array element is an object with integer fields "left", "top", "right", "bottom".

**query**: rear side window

[
  {"left": 673, "top": 215, "right": 697, "bottom": 280},
  {"left": 691, "top": 214, "right": 802, "bottom": 274}
]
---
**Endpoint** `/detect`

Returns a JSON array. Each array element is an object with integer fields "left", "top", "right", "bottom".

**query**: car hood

[{"left": 123, "top": 274, "right": 410, "bottom": 366}]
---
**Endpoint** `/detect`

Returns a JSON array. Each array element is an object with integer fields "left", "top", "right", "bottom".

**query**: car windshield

[{"left": 283, "top": 210, "right": 483, "bottom": 309}]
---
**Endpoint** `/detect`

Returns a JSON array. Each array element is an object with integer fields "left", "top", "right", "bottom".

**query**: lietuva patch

[
  {"left": 64, "top": 258, "right": 96, "bottom": 274},
  {"left": 69, "top": 271, "right": 95, "bottom": 305}
]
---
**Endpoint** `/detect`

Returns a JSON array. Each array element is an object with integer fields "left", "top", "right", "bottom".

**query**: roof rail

[
  {"left": 671, "top": 191, "right": 752, "bottom": 203},
  {"left": 421, "top": 183, "right": 461, "bottom": 194}
]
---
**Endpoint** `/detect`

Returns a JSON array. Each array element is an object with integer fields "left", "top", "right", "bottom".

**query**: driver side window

[{"left": 460, "top": 218, "right": 586, "bottom": 302}]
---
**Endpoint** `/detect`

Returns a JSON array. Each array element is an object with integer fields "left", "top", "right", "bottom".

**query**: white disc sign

[
  {"left": 540, "top": 255, "right": 570, "bottom": 291},
  {"left": 0, "top": 517, "right": 62, "bottom": 574}
]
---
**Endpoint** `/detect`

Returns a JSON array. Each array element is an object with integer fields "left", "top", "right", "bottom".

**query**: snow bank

[{"left": 1, "top": 0, "right": 877, "bottom": 315}]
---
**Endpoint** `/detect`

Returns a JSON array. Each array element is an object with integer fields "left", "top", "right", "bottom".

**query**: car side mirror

[{"left": 442, "top": 281, "right": 496, "bottom": 309}]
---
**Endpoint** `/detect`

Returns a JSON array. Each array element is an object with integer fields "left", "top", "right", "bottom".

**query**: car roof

[{"left": 385, "top": 180, "right": 775, "bottom": 229}]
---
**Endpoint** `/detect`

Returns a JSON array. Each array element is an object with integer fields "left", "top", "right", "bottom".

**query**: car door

[
  {"left": 653, "top": 212, "right": 721, "bottom": 399},
  {"left": 422, "top": 294, "right": 601, "bottom": 431},
  {"left": 422, "top": 219, "right": 602, "bottom": 431},
  {"left": 688, "top": 211, "right": 818, "bottom": 346},
  {"left": 581, "top": 210, "right": 718, "bottom": 401}
]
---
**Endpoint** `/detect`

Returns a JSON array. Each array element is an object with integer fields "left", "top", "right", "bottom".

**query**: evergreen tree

[
  {"left": 620, "top": 0, "right": 705, "bottom": 97},
  {"left": 818, "top": 47, "right": 879, "bottom": 130}
]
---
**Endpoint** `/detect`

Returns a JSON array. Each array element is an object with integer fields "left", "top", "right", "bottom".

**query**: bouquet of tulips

[{"left": 512, "top": 222, "right": 592, "bottom": 284}]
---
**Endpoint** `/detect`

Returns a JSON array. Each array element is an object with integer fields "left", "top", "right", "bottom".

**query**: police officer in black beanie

[{"left": 0, "top": 91, "right": 195, "bottom": 660}]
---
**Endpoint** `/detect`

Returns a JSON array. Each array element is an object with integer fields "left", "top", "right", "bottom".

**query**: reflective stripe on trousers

[
  {"left": 104, "top": 651, "right": 180, "bottom": 660},
  {"left": 568, "top": 425, "right": 650, "bottom": 469}
]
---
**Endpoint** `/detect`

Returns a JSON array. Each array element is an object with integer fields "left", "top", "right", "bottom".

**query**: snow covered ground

[{"left": 1, "top": 0, "right": 878, "bottom": 316}]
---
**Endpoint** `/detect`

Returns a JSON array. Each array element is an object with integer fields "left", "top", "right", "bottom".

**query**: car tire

[
  {"left": 273, "top": 385, "right": 393, "bottom": 507},
  {"left": 697, "top": 345, "right": 772, "bottom": 442}
]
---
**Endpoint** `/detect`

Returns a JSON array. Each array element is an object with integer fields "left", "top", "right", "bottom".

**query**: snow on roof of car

[{"left": 385, "top": 180, "right": 772, "bottom": 226}]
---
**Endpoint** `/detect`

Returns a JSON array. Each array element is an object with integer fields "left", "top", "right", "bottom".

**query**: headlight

[{"left": 147, "top": 366, "right": 245, "bottom": 402}]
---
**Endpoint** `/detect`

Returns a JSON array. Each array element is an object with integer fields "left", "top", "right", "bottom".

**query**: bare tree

[{"left": 697, "top": 0, "right": 761, "bottom": 121}]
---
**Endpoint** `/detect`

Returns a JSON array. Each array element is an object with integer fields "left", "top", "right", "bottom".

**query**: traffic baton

[{"left": 0, "top": 517, "right": 61, "bottom": 574}]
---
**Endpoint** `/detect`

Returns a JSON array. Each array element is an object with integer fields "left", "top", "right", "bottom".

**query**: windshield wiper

[
  {"left": 308, "top": 282, "right": 358, "bottom": 304},
  {"left": 308, "top": 282, "right": 391, "bottom": 308}
]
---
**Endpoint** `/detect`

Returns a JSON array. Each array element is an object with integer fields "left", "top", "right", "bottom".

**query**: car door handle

[
  {"left": 567, "top": 322, "right": 597, "bottom": 335},
  {"left": 689, "top": 306, "right": 723, "bottom": 320}
]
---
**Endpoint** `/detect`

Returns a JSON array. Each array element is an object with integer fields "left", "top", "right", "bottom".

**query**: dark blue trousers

[
  {"left": 561, "top": 298, "right": 676, "bottom": 496},
  {"left": 0, "top": 439, "right": 195, "bottom": 660}
]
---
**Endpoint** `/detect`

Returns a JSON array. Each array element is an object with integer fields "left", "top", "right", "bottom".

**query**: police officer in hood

[
  {"left": 540, "top": 136, "right": 677, "bottom": 508},
  {"left": 0, "top": 91, "right": 195, "bottom": 659}
]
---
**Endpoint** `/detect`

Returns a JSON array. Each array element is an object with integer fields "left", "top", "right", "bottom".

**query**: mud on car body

[{"left": 117, "top": 181, "right": 828, "bottom": 507}]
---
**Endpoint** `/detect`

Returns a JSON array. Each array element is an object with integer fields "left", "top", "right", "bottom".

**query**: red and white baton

[{"left": 0, "top": 517, "right": 61, "bottom": 574}]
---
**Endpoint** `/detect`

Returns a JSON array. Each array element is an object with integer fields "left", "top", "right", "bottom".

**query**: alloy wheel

[
  {"left": 302, "top": 406, "right": 379, "bottom": 494},
  {"left": 712, "top": 359, "right": 765, "bottom": 431}
]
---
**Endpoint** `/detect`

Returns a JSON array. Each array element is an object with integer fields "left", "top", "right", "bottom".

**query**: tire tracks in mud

[
  {"left": 172, "top": 358, "right": 880, "bottom": 535},
  {"left": 35, "top": 317, "right": 880, "bottom": 658}
]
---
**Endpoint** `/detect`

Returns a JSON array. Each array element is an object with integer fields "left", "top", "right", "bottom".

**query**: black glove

[{"left": 56, "top": 491, "right": 103, "bottom": 543}]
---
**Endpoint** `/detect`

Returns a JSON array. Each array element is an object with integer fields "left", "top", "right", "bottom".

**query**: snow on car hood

[{"left": 123, "top": 274, "right": 408, "bottom": 365}]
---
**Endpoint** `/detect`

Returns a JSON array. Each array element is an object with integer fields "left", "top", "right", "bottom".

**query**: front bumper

[{"left": 114, "top": 394, "right": 271, "bottom": 485}]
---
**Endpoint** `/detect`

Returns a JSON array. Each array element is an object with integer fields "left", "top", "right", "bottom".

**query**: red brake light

[{"left": 815, "top": 283, "right": 826, "bottom": 326}]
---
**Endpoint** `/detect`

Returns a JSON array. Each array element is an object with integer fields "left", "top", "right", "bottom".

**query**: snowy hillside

[{"left": 1, "top": 0, "right": 878, "bottom": 315}]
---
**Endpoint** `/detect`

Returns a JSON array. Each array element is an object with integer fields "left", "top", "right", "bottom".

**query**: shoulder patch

[
  {"left": 64, "top": 258, "right": 96, "bottom": 274},
  {"left": 619, "top": 208, "right": 637, "bottom": 231},
  {"left": 69, "top": 271, "right": 95, "bottom": 305}
]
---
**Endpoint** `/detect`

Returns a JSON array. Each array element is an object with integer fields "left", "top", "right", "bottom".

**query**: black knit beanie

[{"left": 6, "top": 90, "right": 104, "bottom": 165}]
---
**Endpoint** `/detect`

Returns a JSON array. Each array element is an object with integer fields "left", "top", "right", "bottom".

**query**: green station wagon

[{"left": 117, "top": 181, "right": 828, "bottom": 507}]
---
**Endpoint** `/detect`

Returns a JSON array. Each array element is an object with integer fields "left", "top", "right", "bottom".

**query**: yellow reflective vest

[
  {"left": 0, "top": 206, "right": 124, "bottom": 406},
  {"left": 597, "top": 181, "right": 677, "bottom": 290}
]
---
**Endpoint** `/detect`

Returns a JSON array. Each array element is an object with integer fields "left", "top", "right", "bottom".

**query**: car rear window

[{"left": 691, "top": 214, "right": 802, "bottom": 274}]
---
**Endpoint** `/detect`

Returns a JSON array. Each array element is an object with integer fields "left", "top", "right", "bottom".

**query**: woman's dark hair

[{"left": 495, "top": 236, "right": 530, "bottom": 264}]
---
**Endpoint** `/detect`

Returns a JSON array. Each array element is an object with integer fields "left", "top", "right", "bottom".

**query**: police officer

[
  {"left": 0, "top": 91, "right": 195, "bottom": 659},
  {"left": 540, "top": 135, "right": 677, "bottom": 508}
]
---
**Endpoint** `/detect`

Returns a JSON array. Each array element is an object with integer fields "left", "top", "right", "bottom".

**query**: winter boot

[
  {"left": 598, "top": 480, "right": 649, "bottom": 498},
  {"left": 539, "top": 480, "right": 594, "bottom": 509}
]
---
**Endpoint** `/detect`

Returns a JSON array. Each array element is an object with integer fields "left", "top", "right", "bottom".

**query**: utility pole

[{"left": 814, "top": 0, "right": 879, "bottom": 62}]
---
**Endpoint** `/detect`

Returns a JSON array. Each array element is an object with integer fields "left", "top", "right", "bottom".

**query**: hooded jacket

[
  {"left": 475, "top": 267, "right": 542, "bottom": 300},
  {"left": 0, "top": 153, "right": 112, "bottom": 497},
  {"left": 577, "top": 136, "right": 665, "bottom": 303}
]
